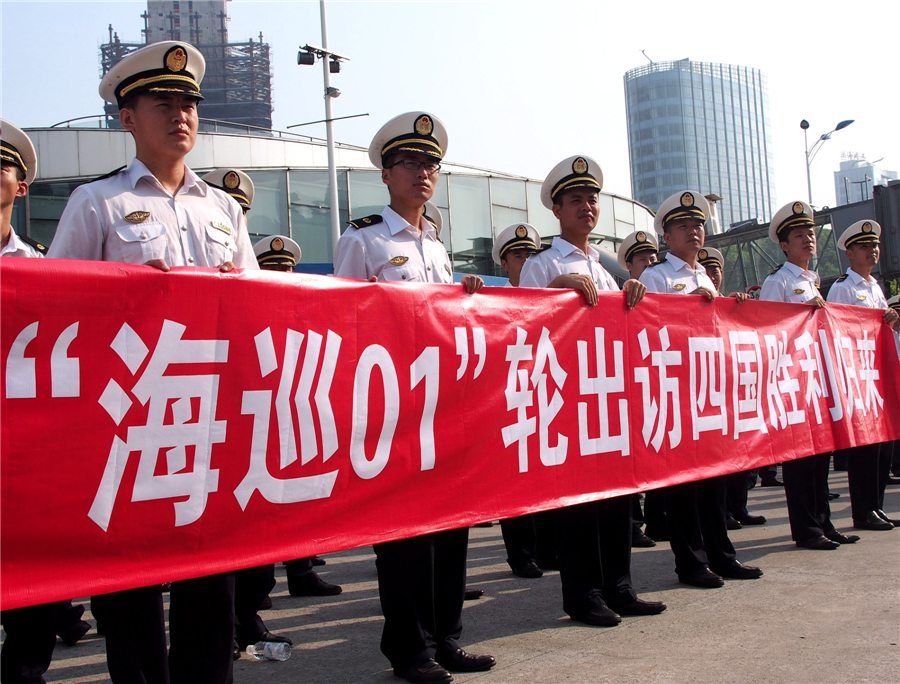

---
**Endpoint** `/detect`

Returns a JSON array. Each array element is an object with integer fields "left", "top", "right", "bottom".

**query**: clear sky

[{"left": 2, "top": 0, "right": 898, "bottom": 214}]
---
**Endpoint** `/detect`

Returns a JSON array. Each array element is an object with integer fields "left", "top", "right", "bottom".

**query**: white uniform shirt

[
  {"left": 518, "top": 237, "right": 619, "bottom": 291},
  {"left": 759, "top": 260, "right": 819, "bottom": 303},
  {"left": 826, "top": 268, "right": 888, "bottom": 310},
  {"left": 1, "top": 232, "right": 44, "bottom": 258},
  {"left": 639, "top": 252, "right": 715, "bottom": 294},
  {"left": 48, "top": 159, "right": 257, "bottom": 269},
  {"left": 333, "top": 205, "right": 453, "bottom": 283}
]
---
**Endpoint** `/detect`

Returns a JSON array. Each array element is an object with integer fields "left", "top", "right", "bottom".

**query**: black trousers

[
  {"left": 374, "top": 528, "right": 468, "bottom": 669},
  {"left": 665, "top": 475, "right": 736, "bottom": 575},
  {"left": 554, "top": 495, "right": 635, "bottom": 615},
  {"left": 643, "top": 488, "right": 667, "bottom": 537},
  {"left": 782, "top": 453, "right": 834, "bottom": 543},
  {"left": 725, "top": 469, "right": 758, "bottom": 518},
  {"left": 500, "top": 514, "right": 537, "bottom": 568},
  {"left": 0, "top": 603, "right": 58, "bottom": 684},
  {"left": 101, "top": 573, "right": 235, "bottom": 684},
  {"left": 847, "top": 442, "right": 889, "bottom": 521},
  {"left": 234, "top": 564, "right": 276, "bottom": 647}
]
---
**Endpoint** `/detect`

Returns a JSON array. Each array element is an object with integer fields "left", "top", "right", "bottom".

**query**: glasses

[{"left": 389, "top": 158, "right": 441, "bottom": 175}]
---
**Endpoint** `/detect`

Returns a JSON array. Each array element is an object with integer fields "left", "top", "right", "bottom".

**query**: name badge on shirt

[
  {"left": 211, "top": 221, "right": 233, "bottom": 236},
  {"left": 793, "top": 288, "right": 805, "bottom": 294},
  {"left": 673, "top": 283, "right": 686, "bottom": 291},
  {"left": 389, "top": 256, "right": 409, "bottom": 266},
  {"left": 857, "top": 294, "right": 867, "bottom": 301},
  {"left": 124, "top": 211, "right": 151, "bottom": 224}
]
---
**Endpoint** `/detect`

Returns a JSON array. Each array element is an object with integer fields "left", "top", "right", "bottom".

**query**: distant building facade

[
  {"left": 834, "top": 153, "right": 898, "bottom": 206},
  {"left": 624, "top": 58, "right": 775, "bottom": 231},
  {"left": 100, "top": 0, "right": 273, "bottom": 129}
]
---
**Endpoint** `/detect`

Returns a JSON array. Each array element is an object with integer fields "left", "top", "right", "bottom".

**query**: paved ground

[{"left": 7, "top": 470, "right": 899, "bottom": 683}]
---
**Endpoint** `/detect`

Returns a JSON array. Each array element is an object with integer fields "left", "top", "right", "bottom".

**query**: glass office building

[
  {"left": 624, "top": 59, "right": 775, "bottom": 231},
  {"left": 13, "top": 120, "right": 655, "bottom": 281}
]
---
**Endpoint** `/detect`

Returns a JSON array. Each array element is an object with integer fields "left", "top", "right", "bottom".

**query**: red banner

[{"left": 2, "top": 258, "right": 898, "bottom": 609}]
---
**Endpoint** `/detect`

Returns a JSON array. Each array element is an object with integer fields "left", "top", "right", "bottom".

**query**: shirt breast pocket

[
  {"left": 114, "top": 221, "right": 167, "bottom": 263},
  {"left": 204, "top": 222, "right": 236, "bottom": 266},
  {"left": 381, "top": 263, "right": 422, "bottom": 282}
]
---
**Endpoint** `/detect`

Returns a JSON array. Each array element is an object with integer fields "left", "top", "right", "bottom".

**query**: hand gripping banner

[{"left": 2, "top": 258, "right": 898, "bottom": 609}]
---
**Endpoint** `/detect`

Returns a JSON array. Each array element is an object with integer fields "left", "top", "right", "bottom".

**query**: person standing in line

[
  {"left": 333, "top": 111, "right": 494, "bottom": 684},
  {"left": 826, "top": 219, "right": 900, "bottom": 531},
  {"left": 519, "top": 155, "right": 666, "bottom": 627},
  {"left": 640, "top": 190, "right": 763, "bottom": 588},
  {"left": 48, "top": 41, "right": 257, "bottom": 684}
]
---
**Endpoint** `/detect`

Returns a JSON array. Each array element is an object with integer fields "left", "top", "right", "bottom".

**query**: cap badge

[
  {"left": 636, "top": 231, "right": 646, "bottom": 243},
  {"left": 681, "top": 192, "right": 694, "bottom": 207},
  {"left": 673, "top": 283, "right": 686, "bottom": 291},
  {"left": 124, "top": 211, "right": 150, "bottom": 224},
  {"left": 793, "top": 202, "right": 804, "bottom": 214},
  {"left": 573, "top": 157, "right": 588, "bottom": 174},
  {"left": 211, "top": 221, "right": 233, "bottom": 236},
  {"left": 857, "top": 294, "right": 867, "bottom": 301},
  {"left": 793, "top": 288, "right": 805, "bottom": 295},
  {"left": 415, "top": 115, "right": 433, "bottom": 136},
  {"left": 272, "top": 237, "right": 284, "bottom": 251},
  {"left": 165, "top": 46, "right": 187, "bottom": 73},
  {"left": 389, "top": 256, "right": 409, "bottom": 266},
  {"left": 515, "top": 225, "right": 527, "bottom": 238},
  {"left": 224, "top": 171, "right": 240, "bottom": 189},
  {"left": 862, "top": 222, "right": 872, "bottom": 233},
  {"left": 698, "top": 249, "right": 708, "bottom": 259}
]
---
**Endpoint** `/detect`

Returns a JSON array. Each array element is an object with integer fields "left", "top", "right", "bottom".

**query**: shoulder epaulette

[
  {"left": 18, "top": 234, "right": 48, "bottom": 254},
  {"left": 86, "top": 165, "right": 127, "bottom": 184},
  {"left": 347, "top": 214, "right": 383, "bottom": 229},
  {"left": 649, "top": 257, "right": 667, "bottom": 267},
  {"left": 768, "top": 264, "right": 783, "bottom": 276},
  {"left": 836, "top": 274, "right": 849, "bottom": 283}
]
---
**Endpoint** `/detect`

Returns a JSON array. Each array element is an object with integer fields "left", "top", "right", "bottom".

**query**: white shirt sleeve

[
  {"left": 758, "top": 274, "right": 785, "bottom": 302},
  {"left": 333, "top": 228, "right": 368, "bottom": 280},
  {"left": 47, "top": 185, "right": 105, "bottom": 261},
  {"left": 826, "top": 281, "right": 854, "bottom": 305},
  {"left": 517, "top": 255, "right": 550, "bottom": 288},
  {"left": 638, "top": 265, "right": 666, "bottom": 294}
]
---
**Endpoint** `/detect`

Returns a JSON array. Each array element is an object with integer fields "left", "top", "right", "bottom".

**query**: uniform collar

[
  {"left": 383, "top": 205, "right": 436, "bottom": 240},
  {"left": 782, "top": 260, "right": 817, "bottom": 280},
  {"left": 551, "top": 236, "right": 598, "bottom": 260},
  {"left": 666, "top": 252, "right": 707, "bottom": 275},
  {"left": 127, "top": 158, "right": 203, "bottom": 196},
  {"left": 846, "top": 268, "right": 874, "bottom": 286},
  {"left": 0, "top": 231, "right": 28, "bottom": 256}
]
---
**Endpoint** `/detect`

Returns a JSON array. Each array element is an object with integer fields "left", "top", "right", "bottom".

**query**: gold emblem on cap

[
  {"left": 272, "top": 237, "right": 284, "bottom": 251},
  {"left": 415, "top": 115, "right": 433, "bottom": 136},
  {"left": 515, "top": 225, "right": 527, "bottom": 238},
  {"left": 857, "top": 294, "right": 867, "bottom": 301},
  {"left": 793, "top": 288, "right": 805, "bottom": 294},
  {"left": 211, "top": 221, "right": 233, "bottom": 236},
  {"left": 793, "top": 202, "right": 804, "bottom": 214},
  {"left": 166, "top": 47, "right": 187, "bottom": 72},
  {"left": 573, "top": 157, "right": 588, "bottom": 174},
  {"left": 124, "top": 211, "right": 150, "bottom": 224},
  {"left": 698, "top": 249, "right": 708, "bottom": 259},
  {"left": 224, "top": 171, "right": 239, "bottom": 189},
  {"left": 673, "top": 283, "right": 686, "bottom": 291},
  {"left": 389, "top": 256, "right": 409, "bottom": 266},
  {"left": 681, "top": 192, "right": 694, "bottom": 207},
  {"left": 862, "top": 222, "right": 872, "bottom": 233},
  {"left": 636, "top": 231, "right": 646, "bottom": 243}
]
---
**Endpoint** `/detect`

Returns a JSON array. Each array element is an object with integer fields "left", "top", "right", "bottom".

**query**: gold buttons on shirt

[
  {"left": 188, "top": 257, "right": 195, "bottom": 264},
  {"left": 181, "top": 226, "right": 187, "bottom": 232},
  {"left": 140, "top": 232, "right": 148, "bottom": 239}
]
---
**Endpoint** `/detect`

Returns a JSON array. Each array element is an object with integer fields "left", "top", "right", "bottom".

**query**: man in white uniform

[
  {"left": 334, "top": 112, "right": 492, "bottom": 684},
  {"left": 520, "top": 155, "right": 664, "bottom": 627},
  {"left": 827, "top": 220, "right": 899, "bottom": 531},
  {"left": 48, "top": 41, "right": 257, "bottom": 684},
  {"left": 640, "top": 190, "right": 762, "bottom": 588},
  {"left": 1, "top": 119, "right": 44, "bottom": 259}
]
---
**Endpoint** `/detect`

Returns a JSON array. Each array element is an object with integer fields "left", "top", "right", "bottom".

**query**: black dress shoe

[
  {"left": 393, "top": 659, "right": 452, "bottom": 683},
  {"left": 643, "top": 527, "right": 669, "bottom": 542},
  {"left": 678, "top": 567, "right": 724, "bottom": 588},
  {"left": 237, "top": 630, "right": 294, "bottom": 650},
  {"left": 853, "top": 511, "right": 894, "bottom": 531},
  {"left": 828, "top": 492, "right": 841, "bottom": 500},
  {"left": 287, "top": 572, "right": 342, "bottom": 596},
  {"left": 725, "top": 514, "right": 742, "bottom": 530},
  {"left": 511, "top": 560, "right": 543, "bottom": 578},
  {"left": 825, "top": 530, "right": 860, "bottom": 544},
  {"left": 436, "top": 648, "right": 496, "bottom": 672},
  {"left": 58, "top": 619, "right": 91, "bottom": 647},
  {"left": 760, "top": 478, "right": 783, "bottom": 487},
  {"left": 796, "top": 535, "right": 840, "bottom": 550},
  {"left": 311, "top": 555, "right": 327, "bottom": 566},
  {"left": 875, "top": 510, "right": 900, "bottom": 526},
  {"left": 736, "top": 513, "right": 766, "bottom": 525},
  {"left": 463, "top": 589, "right": 484, "bottom": 601},
  {"left": 711, "top": 561, "right": 763, "bottom": 580},
  {"left": 632, "top": 528, "right": 657, "bottom": 547},
  {"left": 608, "top": 598, "right": 667, "bottom": 616},
  {"left": 567, "top": 596, "right": 622, "bottom": 627}
]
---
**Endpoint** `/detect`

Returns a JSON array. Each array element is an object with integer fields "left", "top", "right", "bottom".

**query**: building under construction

[{"left": 100, "top": 0, "right": 273, "bottom": 130}]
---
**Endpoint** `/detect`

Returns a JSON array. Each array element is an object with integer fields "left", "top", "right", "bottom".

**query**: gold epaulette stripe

[
  {"left": 381, "top": 138, "right": 443, "bottom": 156},
  {"left": 120, "top": 74, "right": 201, "bottom": 99}
]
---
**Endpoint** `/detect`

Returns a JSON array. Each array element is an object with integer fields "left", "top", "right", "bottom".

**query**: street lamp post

[
  {"left": 297, "top": 0, "right": 350, "bottom": 261},
  {"left": 801, "top": 118, "right": 854, "bottom": 206}
]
